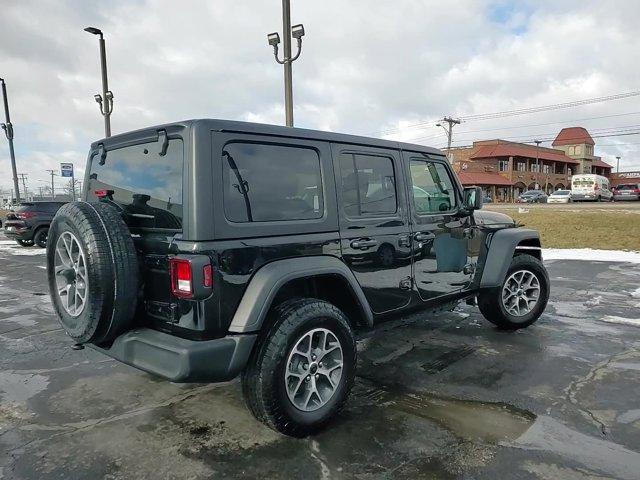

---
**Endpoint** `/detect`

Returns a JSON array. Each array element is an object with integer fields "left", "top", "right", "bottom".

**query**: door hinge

[{"left": 399, "top": 277, "right": 413, "bottom": 290}]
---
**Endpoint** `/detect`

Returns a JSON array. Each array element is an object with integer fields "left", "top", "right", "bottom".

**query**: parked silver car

[{"left": 613, "top": 183, "right": 640, "bottom": 201}]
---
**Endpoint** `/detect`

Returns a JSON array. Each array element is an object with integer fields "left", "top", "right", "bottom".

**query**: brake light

[
  {"left": 95, "top": 189, "right": 114, "bottom": 198},
  {"left": 169, "top": 257, "right": 213, "bottom": 299},
  {"left": 170, "top": 258, "right": 193, "bottom": 298},
  {"left": 16, "top": 211, "right": 38, "bottom": 219}
]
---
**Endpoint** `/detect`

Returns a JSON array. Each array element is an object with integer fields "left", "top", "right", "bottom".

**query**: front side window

[
  {"left": 339, "top": 153, "right": 397, "bottom": 217},
  {"left": 409, "top": 160, "right": 457, "bottom": 214},
  {"left": 87, "top": 138, "right": 184, "bottom": 230},
  {"left": 222, "top": 142, "right": 323, "bottom": 223}
]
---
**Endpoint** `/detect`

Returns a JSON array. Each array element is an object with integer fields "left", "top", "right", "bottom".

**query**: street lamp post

[
  {"left": 534, "top": 139, "right": 542, "bottom": 190},
  {"left": 84, "top": 27, "right": 113, "bottom": 137},
  {"left": 0, "top": 78, "right": 21, "bottom": 203},
  {"left": 267, "top": 0, "right": 305, "bottom": 127},
  {"left": 616, "top": 156, "right": 621, "bottom": 173}
]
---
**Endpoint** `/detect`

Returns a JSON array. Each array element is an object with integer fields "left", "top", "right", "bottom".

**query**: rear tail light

[
  {"left": 169, "top": 256, "right": 213, "bottom": 299},
  {"left": 16, "top": 211, "right": 38, "bottom": 219}
]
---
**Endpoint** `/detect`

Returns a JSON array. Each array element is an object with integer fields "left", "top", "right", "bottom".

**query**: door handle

[
  {"left": 350, "top": 238, "right": 378, "bottom": 249},
  {"left": 414, "top": 232, "right": 434, "bottom": 242}
]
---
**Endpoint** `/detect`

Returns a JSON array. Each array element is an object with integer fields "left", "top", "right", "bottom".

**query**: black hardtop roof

[{"left": 91, "top": 118, "right": 445, "bottom": 156}]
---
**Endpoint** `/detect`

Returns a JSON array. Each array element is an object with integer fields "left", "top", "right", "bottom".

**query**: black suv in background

[
  {"left": 47, "top": 120, "right": 549, "bottom": 437},
  {"left": 4, "top": 201, "right": 67, "bottom": 247}
]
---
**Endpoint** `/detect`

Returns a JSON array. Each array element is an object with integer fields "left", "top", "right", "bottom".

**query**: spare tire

[{"left": 46, "top": 202, "right": 139, "bottom": 345}]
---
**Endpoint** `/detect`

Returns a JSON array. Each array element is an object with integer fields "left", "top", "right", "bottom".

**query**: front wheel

[
  {"left": 242, "top": 298, "right": 356, "bottom": 437},
  {"left": 478, "top": 254, "right": 549, "bottom": 330}
]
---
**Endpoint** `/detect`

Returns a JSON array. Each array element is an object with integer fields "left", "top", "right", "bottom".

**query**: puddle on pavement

[
  {"left": 355, "top": 380, "right": 536, "bottom": 444},
  {"left": 355, "top": 379, "right": 640, "bottom": 479}
]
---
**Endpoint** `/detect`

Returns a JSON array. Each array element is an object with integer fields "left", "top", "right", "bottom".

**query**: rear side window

[
  {"left": 339, "top": 153, "right": 397, "bottom": 217},
  {"left": 87, "top": 138, "right": 183, "bottom": 230},
  {"left": 222, "top": 142, "right": 323, "bottom": 223}
]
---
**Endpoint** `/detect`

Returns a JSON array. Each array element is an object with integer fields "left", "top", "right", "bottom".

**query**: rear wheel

[
  {"left": 478, "top": 254, "right": 549, "bottom": 330},
  {"left": 242, "top": 298, "right": 356, "bottom": 437},
  {"left": 34, "top": 228, "right": 49, "bottom": 248}
]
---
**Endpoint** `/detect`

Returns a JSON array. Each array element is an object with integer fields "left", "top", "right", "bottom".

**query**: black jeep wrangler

[{"left": 47, "top": 120, "right": 549, "bottom": 436}]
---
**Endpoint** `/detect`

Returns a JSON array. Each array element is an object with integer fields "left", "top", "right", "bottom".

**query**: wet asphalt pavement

[{"left": 1, "top": 236, "right": 639, "bottom": 479}]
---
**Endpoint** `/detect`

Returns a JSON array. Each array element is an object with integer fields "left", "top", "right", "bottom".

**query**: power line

[
  {"left": 461, "top": 91, "right": 640, "bottom": 121},
  {"left": 440, "top": 130, "right": 640, "bottom": 150},
  {"left": 403, "top": 111, "right": 640, "bottom": 143},
  {"left": 373, "top": 90, "right": 640, "bottom": 136}
]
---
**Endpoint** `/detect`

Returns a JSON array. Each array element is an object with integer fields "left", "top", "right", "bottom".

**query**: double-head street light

[
  {"left": 0, "top": 78, "right": 21, "bottom": 202},
  {"left": 84, "top": 27, "right": 113, "bottom": 137},
  {"left": 267, "top": 0, "right": 305, "bottom": 127}
]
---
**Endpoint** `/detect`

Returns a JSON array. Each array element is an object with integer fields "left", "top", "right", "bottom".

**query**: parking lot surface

[{"left": 1, "top": 235, "right": 639, "bottom": 479}]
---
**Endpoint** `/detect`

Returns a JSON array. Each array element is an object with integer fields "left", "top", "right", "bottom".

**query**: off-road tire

[
  {"left": 242, "top": 298, "right": 356, "bottom": 437},
  {"left": 16, "top": 239, "right": 33, "bottom": 247},
  {"left": 46, "top": 202, "right": 139, "bottom": 345},
  {"left": 478, "top": 254, "right": 549, "bottom": 330},
  {"left": 34, "top": 228, "right": 49, "bottom": 248}
]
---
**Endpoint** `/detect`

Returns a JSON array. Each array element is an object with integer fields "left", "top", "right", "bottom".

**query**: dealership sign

[{"left": 60, "top": 163, "right": 74, "bottom": 178}]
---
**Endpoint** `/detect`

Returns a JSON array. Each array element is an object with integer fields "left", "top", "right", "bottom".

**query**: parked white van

[{"left": 571, "top": 174, "right": 613, "bottom": 202}]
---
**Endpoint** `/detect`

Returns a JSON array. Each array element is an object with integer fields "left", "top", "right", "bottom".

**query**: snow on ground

[
  {"left": 543, "top": 249, "right": 640, "bottom": 264},
  {"left": 600, "top": 316, "right": 640, "bottom": 328},
  {"left": 0, "top": 243, "right": 46, "bottom": 256}
]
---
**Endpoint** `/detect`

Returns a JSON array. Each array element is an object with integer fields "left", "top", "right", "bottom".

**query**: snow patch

[
  {"left": 0, "top": 244, "right": 46, "bottom": 256},
  {"left": 631, "top": 287, "right": 640, "bottom": 299},
  {"left": 600, "top": 316, "right": 640, "bottom": 327},
  {"left": 543, "top": 249, "right": 640, "bottom": 264}
]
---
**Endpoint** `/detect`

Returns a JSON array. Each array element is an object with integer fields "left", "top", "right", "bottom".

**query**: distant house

[
  {"left": 450, "top": 127, "right": 613, "bottom": 202},
  {"left": 551, "top": 127, "right": 612, "bottom": 176}
]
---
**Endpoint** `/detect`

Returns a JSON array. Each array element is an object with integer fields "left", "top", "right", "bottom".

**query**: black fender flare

[
  {"left": 228, "top": 256, "right": 374, "bottom": 333},
  {"left": 480, "top": 228, "right": 541, "bottom": 288}
]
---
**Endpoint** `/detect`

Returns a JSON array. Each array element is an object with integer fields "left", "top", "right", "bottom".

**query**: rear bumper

[
  {"left": 90, "top": 328, "right": 257, "bottom": 383},
  {"left": 613, "top": 194, "right": 639, "bottom": 201},
  {"left": 4, "top": 224, "right": 32, "bottom": 240}
]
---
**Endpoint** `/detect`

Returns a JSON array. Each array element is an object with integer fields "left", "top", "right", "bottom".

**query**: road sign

[{"left": 60, "top": 163, "right": 73, "bottom": 178}]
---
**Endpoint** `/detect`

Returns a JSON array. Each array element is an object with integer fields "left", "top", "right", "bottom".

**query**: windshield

[
  {"left": 616, "top": 184, "right": 638, "bottom": 190},
  {"left": 573, "top": 180, "right": 594, "bottom": 187},
  {"left": 554, "top": 190, "right": 570, "bottom": 195}
]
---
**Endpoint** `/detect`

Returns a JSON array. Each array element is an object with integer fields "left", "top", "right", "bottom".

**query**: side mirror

[{"left": 463, "top": 186, "right": 483, "bottom": 211}]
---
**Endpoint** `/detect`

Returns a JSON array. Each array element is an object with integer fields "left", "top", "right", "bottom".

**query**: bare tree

[{"left": 63, "top": 179, "right": 81, "bottom": 200}]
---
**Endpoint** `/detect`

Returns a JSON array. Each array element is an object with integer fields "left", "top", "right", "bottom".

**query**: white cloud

[{"left": 1, "top": 0, "right": 639, "bottom": 197}]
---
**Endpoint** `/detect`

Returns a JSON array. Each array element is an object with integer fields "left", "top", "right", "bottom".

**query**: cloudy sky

[{"left": 1, "top": 0, "right": 639, "bottom": 196}]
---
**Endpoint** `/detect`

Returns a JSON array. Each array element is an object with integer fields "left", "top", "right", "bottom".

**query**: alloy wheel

[
  {"left": 54, "top": 231, "right": 89, "bottom": 317},
  {"left": 285, "top": 327, "right": 344, "bottom": 412},
  {"left": 501, "top": 269, "right": 540, "bottom": 317}
]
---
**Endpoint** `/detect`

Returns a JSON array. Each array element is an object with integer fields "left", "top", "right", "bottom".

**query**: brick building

[{"left": 450, "top": 127, "right": 613, "bottom": 202}]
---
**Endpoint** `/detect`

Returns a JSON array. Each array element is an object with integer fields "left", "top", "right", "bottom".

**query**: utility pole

[
  {"left": 267, "top": 0, "right": 305, "bottom": 127},
  {"left": 18, "top": 173, "right": 28, "bottom": 201},
  {"left": 1, "top": 78, "right": 21, "bottom": 202},
  {"left": 436, "top": 117, "right": 461, "bottom": 161},
  {"left": 46, "top": 169, "right": 57, "bottom": 200},
  {"left": 534, "top": 139, "right": 542, "bottom": 190},
  {"left": 616, "top": 156, "right": 621, "bottom": 173},
  {"left": 84, "top": 27, "right": 113, "bottom": 137}
]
